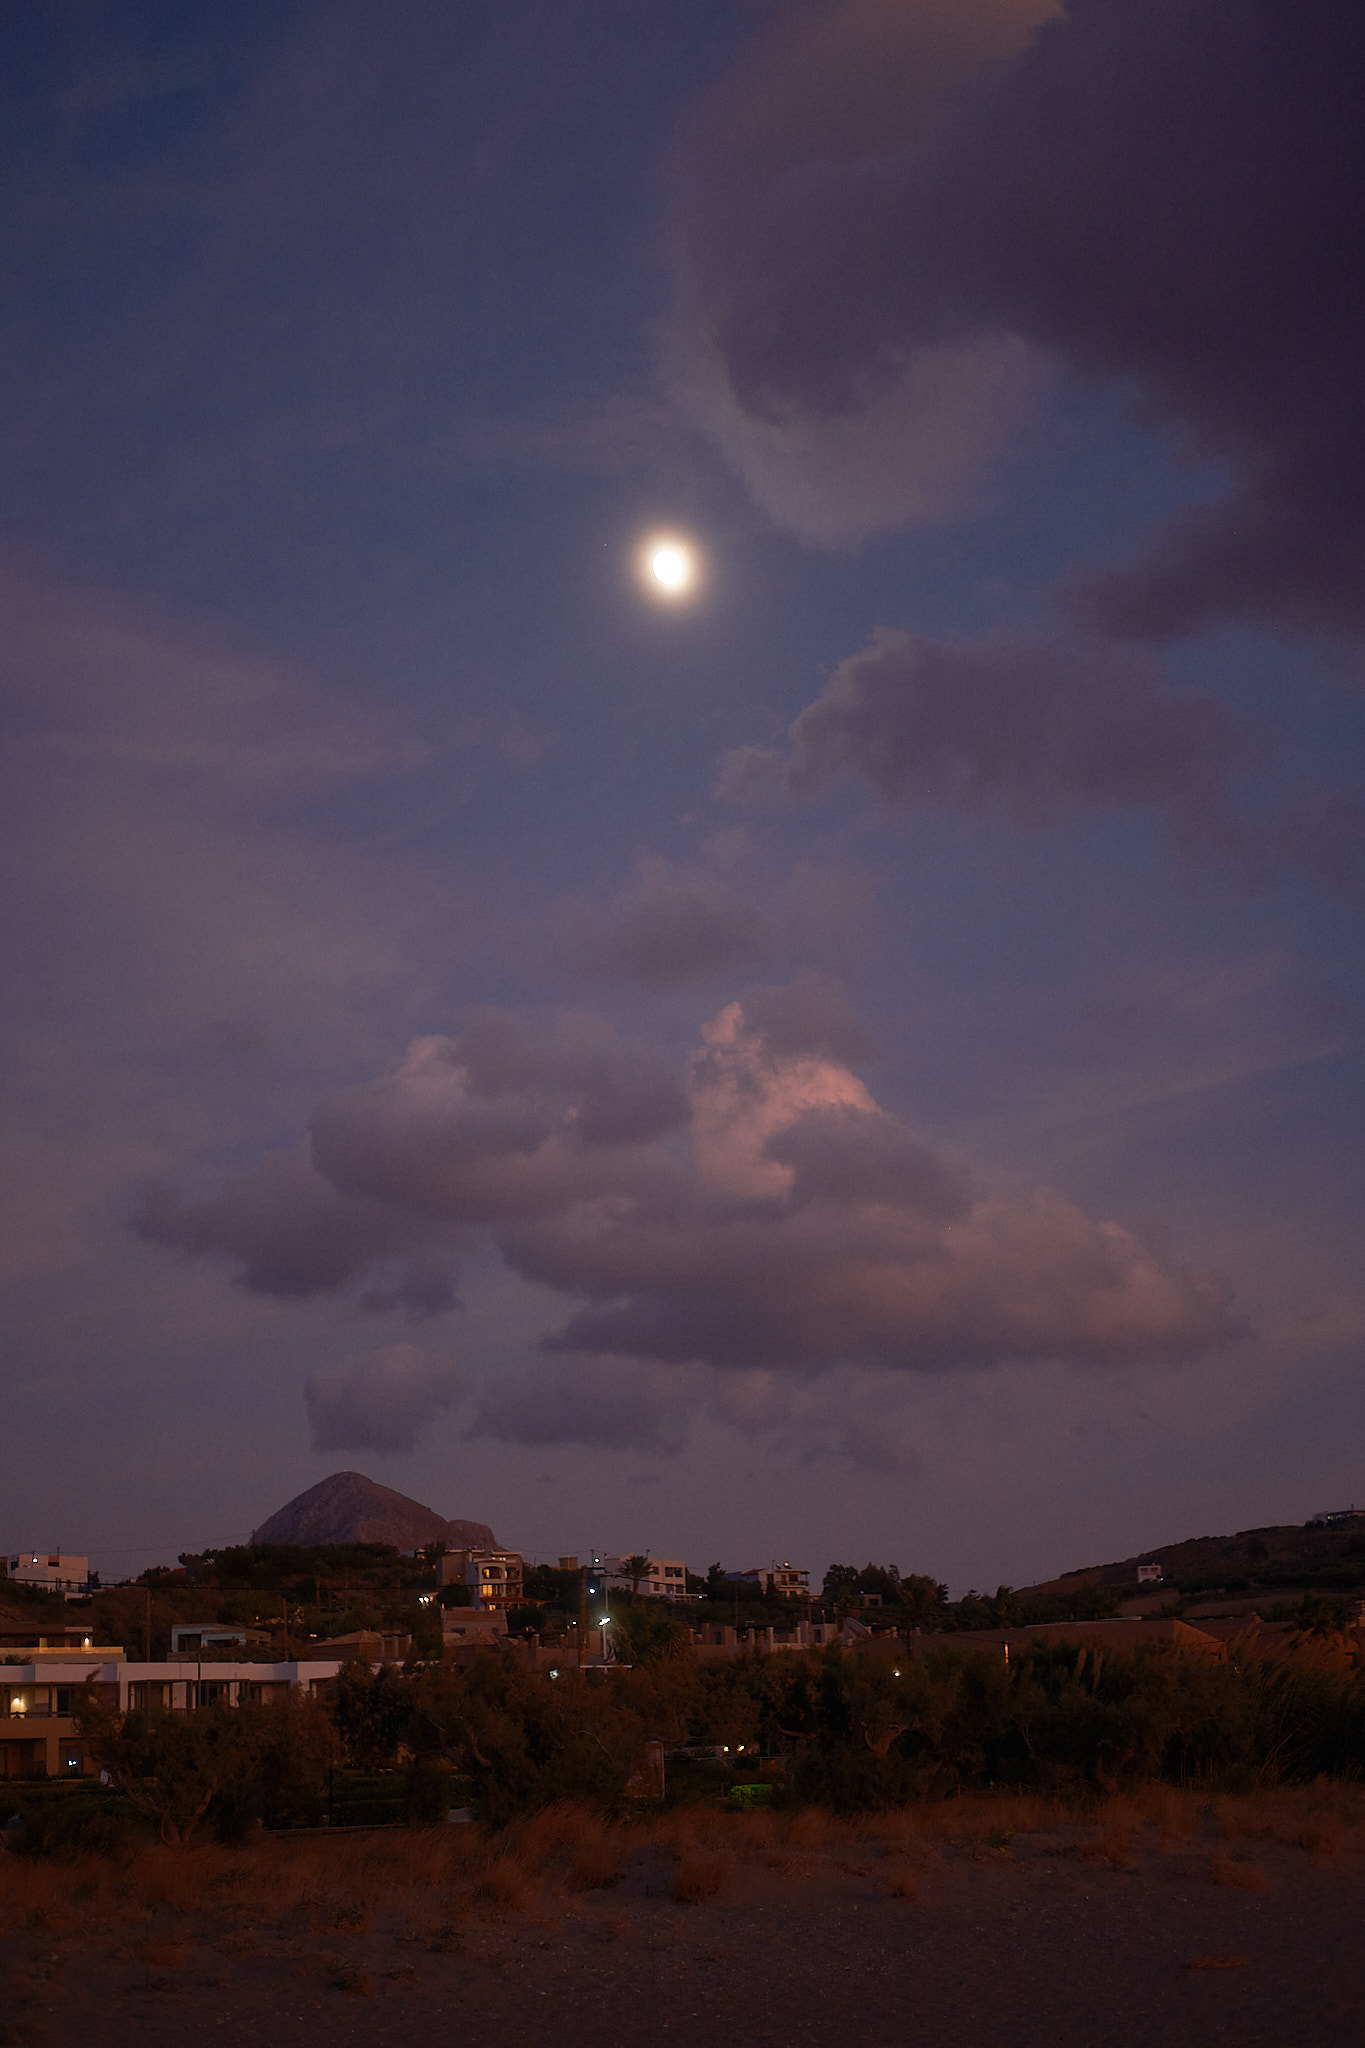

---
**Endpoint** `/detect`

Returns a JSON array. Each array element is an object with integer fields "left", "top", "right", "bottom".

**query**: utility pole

[
  {"left": 578, "top": 1565, "right": 587, "bottom": 1675},
  {"left": 145, "top": 1585, "right": 152, "bottom": 1663}
]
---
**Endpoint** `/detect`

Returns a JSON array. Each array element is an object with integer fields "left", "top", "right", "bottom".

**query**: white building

[
  {"left": 7, "top": 1552, "right": 89, "bottom": 1599},
  {"left": 7, "top": 1548, "right": 90, "bottom": 1597},
  {"left": 1, "top": 1653, "right": 349, "bottom": 1781},
  {"left": 439, "top": 1548, "right": 524, "bottom": 1608},
  {"left": 602, "top": 1555, "right": 693, "bottom": 1602}
]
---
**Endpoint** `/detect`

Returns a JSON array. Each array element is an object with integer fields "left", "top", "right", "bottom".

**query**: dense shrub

[{"left": 38, "top": 1629, "right": 1365, "bottom": 1850}]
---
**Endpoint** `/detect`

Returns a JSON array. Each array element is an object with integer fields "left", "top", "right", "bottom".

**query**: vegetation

[
  {"left": 816, "top": 1562, "right": 1122, "bottom": 1630},
  {"left": 5, "top": 1620, "right": 1349, "bottom": 1858}
]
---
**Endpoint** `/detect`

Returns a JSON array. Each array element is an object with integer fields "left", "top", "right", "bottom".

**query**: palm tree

[{"left": 622, "top": 1554, "right": 652, "bottom": 1598}]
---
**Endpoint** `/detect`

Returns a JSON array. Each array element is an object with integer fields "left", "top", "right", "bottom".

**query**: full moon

[{"left": 638, "top": 532, "right": 699, "bottom": 601}]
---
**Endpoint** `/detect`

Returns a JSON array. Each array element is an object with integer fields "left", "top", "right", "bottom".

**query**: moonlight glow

[{"left": 638, "top": 532, "right": 700, "bottom": 601}]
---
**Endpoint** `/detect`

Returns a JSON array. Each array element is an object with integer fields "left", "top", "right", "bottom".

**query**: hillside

[
  {"left": 251, "top": 1471, "right": 496, "bottom": 1554},
  {"left": 1020, "top": 1513, "right": 1365, "bottom": 1606}
]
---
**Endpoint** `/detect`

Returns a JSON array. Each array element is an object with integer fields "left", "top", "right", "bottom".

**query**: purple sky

[{"left": 3, "top": 0, "right": 1363, "bottom": 1593}]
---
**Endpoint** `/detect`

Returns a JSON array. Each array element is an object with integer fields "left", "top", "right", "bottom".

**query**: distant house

[
  {"left": 320, "top": 1628, "right": 411, "bottom": 1663},
  {"left": 1307, "top": 1507, "right": 1364, "bottom": 1529},
  {"left": 440, "top": 1606, "right": 507, "bottom": 1640},
  {"left": 1136, "top": 1563, "right": 1164, "bottom": 1585},
  {"left": 687, "top": 1619, "right": 845, "bottom": 1663},
  {"left": 0, "top": 1626, "right": 106, "bottom": 1657},
  {"left": 7, "top": 1553, "right": 89, "bottom": 1600},
  {"left": 170, "top": 1624, "right": 254, "bottom": 1655},
  {"left": 439, "top": 1548, "right": 524, "bottom": 1608},
  {"left": 603, "top": 1555, "right": 693, "bottom": 1602},
  {"left": 722, "top": 1564, "right": 809, "bottom": 1598}
]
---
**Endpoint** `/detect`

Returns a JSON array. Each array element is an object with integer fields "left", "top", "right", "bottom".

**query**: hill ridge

[
  {"left": 1020, "top": 1513, "right": 1365, "bottom": 1603},
  {"left": 251, "top": 1471, "right": 496, "bottom": 1554}
]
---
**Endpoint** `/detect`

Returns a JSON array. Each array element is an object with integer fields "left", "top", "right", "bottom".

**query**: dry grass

[
  {"left": 324, "top": 1958, "right": 374, "bottom": 1996},
  {"left": 4, "top": 1780, "right": 1362, "bottom": 1961},
  {"left": 471, "top": 1855, "right": 536, "bottom": 1915},
  {"left": 135, "top": 1934, "right": 188, "bottom": 1968},
  {"left": 918, "top": 1793, "right": 1059, "bottom": 1845},
  {"left": 1210, "top": 1853, "right": 1268, "bottom": 1891},
  {"left": 1135, "top": 1786, "right": 1201, "bottom": 1843},
  {"left": 670, "top": 1851, "right": 732, "bottom": 1903},
  {"left": 566, "top": 1837, "right": 625, "bottom": 1891},
  {"left": 425, "top": 1922, "right": 465, "bottom": 1954},
  {"left": 1184, "top": 1954, "right": 1250, "bottom": 1971}
]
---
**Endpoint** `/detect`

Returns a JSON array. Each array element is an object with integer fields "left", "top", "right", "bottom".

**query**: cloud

[
  {"left": 670, "top": 0, "right": 1056, "bottom": 545},
  {"left": 735, "top": 972, "right": 878, "bottom": 1067},
  {"left": 674, "top": 0, "right": 1365, "bottom": 634},
  {"left": 468, "top": 1357, "right": 692, "bottom": 1457},
  {"left": 722, "top": 627, "right": 1247, "bottom": 856},
  {"left": 132, "top": 1152, "right": 461, "bottom": 1316},
  {"left": 142, "top": 992, "right": 1243, "bottom": 1378},
  {"left": 469, "top": 1354, "right": 923, "bottom": 1471},
  {"left": 558, "top": 857, "right": 873, "bottom": 990},
  {"left": 305, "top": 1342, "right": 463, "bottom": 1454},
  {"left": 561, "top": 859, "right": 774, "bottom": 990},
  {"left": 722, "top": 628, "right": 1365, "bottom": 890}
]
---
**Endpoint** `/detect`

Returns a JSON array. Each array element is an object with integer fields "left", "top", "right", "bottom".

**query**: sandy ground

[{"left": 7, "top": 1816, "right": 1365, "bottom": 2047}]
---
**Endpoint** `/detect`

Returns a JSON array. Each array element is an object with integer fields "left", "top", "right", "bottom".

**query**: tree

[
  {"left": 330, "top": 1659, "right": 415, "bottom": 1770},
  {"left": 73, "top": 1686, "right": 258, "bottom": 1845},
  {"left": 621, "top": 1554, "right": 652, "bottom": 1598},
  {"left": 897, "top": 1574, "right": 949, "bottom": 1626},
  {"left": 210, "top": 1692, "right": 338, "bottom": 1837},
  {"left": 855, "top": 1564, "right": 902, "bottom": 1605},
  {"left": 613, "top": 1600, "right": 687, "bottom": 1665}
]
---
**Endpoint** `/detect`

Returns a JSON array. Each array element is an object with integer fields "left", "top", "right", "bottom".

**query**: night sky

[{"left": 4, "top": 0, "right": 1363, "bottom": 1593}]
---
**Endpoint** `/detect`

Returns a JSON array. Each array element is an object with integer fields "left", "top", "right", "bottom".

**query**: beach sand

[{"left": 7, "top": 1795, "right": 1365, "bottom": 2046}]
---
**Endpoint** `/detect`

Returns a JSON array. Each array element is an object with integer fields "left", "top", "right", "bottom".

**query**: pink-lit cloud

[{"left": 140, "top": 993, "right": 1243, "bottom": 1382}]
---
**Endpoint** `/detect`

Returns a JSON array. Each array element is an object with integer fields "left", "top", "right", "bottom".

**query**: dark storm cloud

[
  {"left": 140, "top": 993, "right": 1243, "bottom": 1377},
  {"left": 722, "top": 628, "right": 1247, "bottom": 854},
  {"left": 677, "top": 0, "right": 1365, "bottom": 634},
  {"left": 305, "top": 1342, "right": 463, "bottom": 1454}
]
